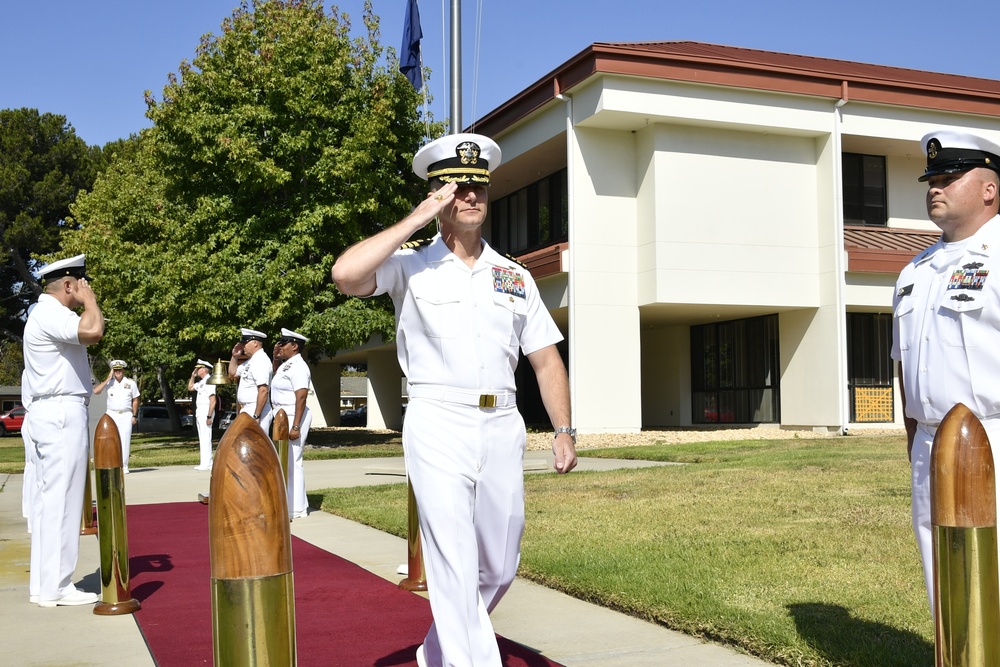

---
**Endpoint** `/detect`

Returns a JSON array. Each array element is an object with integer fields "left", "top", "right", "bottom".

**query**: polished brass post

[
  {"left": 932, "top": 403, "right": 1000, "bottom": 666},
  {"left": 80, "top": 458, "right": 97, "bottom": 535},
  {"left": 272, "top": 409, "right": 290, "bottom": 490},
  {"left": 93, "top": 414, "right": 140, "bottom": 615},
  {"left": 210, "top": 413, "right": 296, "bottom": 666},
  {"left": 399, "top": 480, "right": 427, "bottom": 592}
]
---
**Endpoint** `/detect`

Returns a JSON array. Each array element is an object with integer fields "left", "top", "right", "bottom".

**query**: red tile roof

[{"left": 475, "top": 41, "right": 1000, "bottom": 136}]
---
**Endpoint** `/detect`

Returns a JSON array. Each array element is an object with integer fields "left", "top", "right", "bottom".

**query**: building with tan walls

[{"left": 312, "top": 41, "right": 1000, "bottom": 435}]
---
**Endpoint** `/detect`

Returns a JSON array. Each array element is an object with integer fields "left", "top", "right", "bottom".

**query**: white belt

[
  {"left": 32, "top": 394, "right": 89, "bottom": 406},
  {"left": 108, "top": 408, "right": 132, "bottom": 414},
  {"left": 407, "top": 385, "right": 516, "bottom": 408},
  {"left": 920, "top": 414, "right": 1000, "bottom": 436}
]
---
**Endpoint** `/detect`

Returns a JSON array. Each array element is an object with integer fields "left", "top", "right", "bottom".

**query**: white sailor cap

[
  {"left": 919, "top": 130, "right": 1000, "bottom": 182},
  {"left": 412, "top": 133, "right": 501, "bottom": 186},
  {"left": 278, "top": 327, "right": 309, "bottom": 344},
  {"left": 195, "top": 359, "right": 213, "bottom": 369},
  {"left": 38, "top": 254, "right": 91, "bottom": 282},
  {"left": 110, "top": 359, "right": 127, "bottom": 370},
  {"left": 240, "top": 328, "right": 267, "bottom": 343}
]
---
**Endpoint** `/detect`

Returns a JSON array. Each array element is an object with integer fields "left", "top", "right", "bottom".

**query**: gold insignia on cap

[
  {"left": 927, "top": 138, "right": 940, "bottom": 159},
  {"left": 456, "top": 141, "right": 480, "bottom": 165}
]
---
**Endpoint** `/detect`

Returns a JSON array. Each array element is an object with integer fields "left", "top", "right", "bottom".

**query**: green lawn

[{"left": 312, "top": 435, "right": 933, "bottom": 667}]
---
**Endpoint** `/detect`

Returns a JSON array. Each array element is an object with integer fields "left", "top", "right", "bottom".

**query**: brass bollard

[
  {"left": 210, "top": 413, "right": 296, "bottom": 666},
  {"left": 93, "top": 415, "right": 141, "bottom": 615},
  {"left": 399, "top": 480, "right": 427, "bottom": 592},
  {"left": 272, "top": 409, "right": 290, "bottom": 490},
  {"left": 931, "top": 403, "right": 1000, "bottom": 666},
  {"left": 81, "top": 458, "right": 97, "bottom": 535}
]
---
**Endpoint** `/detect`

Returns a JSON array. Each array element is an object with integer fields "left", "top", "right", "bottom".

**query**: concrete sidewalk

[{"left": 0, "top": 453, "right": 772, "bottom": 666}]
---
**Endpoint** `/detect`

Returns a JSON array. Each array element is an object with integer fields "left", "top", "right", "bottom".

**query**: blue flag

[{"left": 400, "top": 0, "right": 423, "bottom": 90}]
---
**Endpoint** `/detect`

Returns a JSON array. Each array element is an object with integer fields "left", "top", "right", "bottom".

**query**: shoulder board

[
  {"left": 504, "top": 253, "right": 528, "bottom": 270},
  {"left": 400, "top": 238, "right": 433, "bottom": 251}
]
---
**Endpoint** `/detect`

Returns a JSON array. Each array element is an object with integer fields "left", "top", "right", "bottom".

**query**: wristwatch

[
  {"left": 253, "top": 413, "right": 260, "bottom": 420},
  {"left": 554, "top": 426, "right": 577, "bottom": 444}
]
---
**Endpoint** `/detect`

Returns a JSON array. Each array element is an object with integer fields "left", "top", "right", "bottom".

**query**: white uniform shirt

[
  {"left": 193, "top": 375, "right": 217, "bottom": 413},
  {"left": 105, "top": 376, "right": 140, "bottom": 412},
  {"left": 22, "top": 294, "right": 92, "bottom": 400},
  {"left": 892, "top": 215, "right": 1000, "bottom": 423},
  {"left": 270, "top": 354, "right": 310, "bottom": 408},
  {"left": 236, "top": 348, "right": 272, "bottom": 407},
  {"left": 374, "top": 234, "right": 563, "bottom": 390}
]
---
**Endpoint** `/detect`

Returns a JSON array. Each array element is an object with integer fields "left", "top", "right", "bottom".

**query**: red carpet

[{"left": 127, "top": 502, "right": 564, "bottom": 666}]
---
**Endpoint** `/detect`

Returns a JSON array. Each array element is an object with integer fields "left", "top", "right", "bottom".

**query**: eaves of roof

[
  {"left": 843, "top": 226, "right": 939, "bottom": 274},
  {"left": 473, "top": 41, "right": 1000, "bottom": 137}
]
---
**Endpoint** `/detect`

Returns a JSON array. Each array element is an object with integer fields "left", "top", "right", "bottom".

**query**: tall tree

[
  {"left": 0, "top": 108, "right": 98, "bottom": 343},
  {"left": 66, "top": 0, "right": 440, "bottom": 410}
]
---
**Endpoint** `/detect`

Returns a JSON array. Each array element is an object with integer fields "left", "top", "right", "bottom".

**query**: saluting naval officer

[
  {"left": 228, "top": 328, "right": 272, "bottom": 425},
  {"left": 264, "top": 328, "right": 312, "bottom": 519},
  {"left": 892, "top": 129, "right": 1000, "bottom": 615},
  {"left": 332, "top": 133, "right": 577, "bottom": 667},
  {"left": 188, "top": 359, "right": 217, "bottom": 470},
  {"left": 22, "top": 254, "right": 104, "bottom": 607},
  {"left": 93, "top": 359, "right": 140, "bottom": 473}
]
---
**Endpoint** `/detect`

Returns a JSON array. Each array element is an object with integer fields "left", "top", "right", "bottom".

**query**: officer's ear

[{"left": 984, "top": 172, "right": 999, "bottom": 209}]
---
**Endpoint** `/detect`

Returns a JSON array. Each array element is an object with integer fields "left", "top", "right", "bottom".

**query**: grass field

[{"left": 312, "top": 434, "right": 933, "bottom": 667}]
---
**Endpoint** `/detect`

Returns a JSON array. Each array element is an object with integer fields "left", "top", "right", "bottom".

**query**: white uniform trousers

[
  {"left": 22, "top": 415, "right": 35, "bottom": 532},
  {"left": 262, "top": 405, "right": 311, "bottom": 517},
  {"left": 106, "top": 409, "right": 133, "bottom": 471},
  {"left": 27, "top": 399, "right": 90, "bottom": 601},
  {"left": 911, "top": 419, "right": 1000, "bottom": 617},
  {"left": 195, "top": 408, "right": 213, "bottom": 468},
  {"left": 404, "top": 398, "right": 526, "bottom": 667}
]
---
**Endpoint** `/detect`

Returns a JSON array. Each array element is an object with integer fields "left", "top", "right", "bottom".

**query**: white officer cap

[
  {"left": 240, "top": 328, "right": 267, "bottom": 342},
  {"left": 412, "top": 133, "right": 501, "bottom": 186},
  {"left": 919, "top": 129, "right": 1000, "bottom": 182},
  {"left": 110, "top": 359, "right": 127, "bottom": 370},
  {"left": 196, "top": 359, "right": 213, "bottom": 369},
  {"left": 38, "top": 254, "right": 91, "bottom": 282},
  {"left": 278, "top": 327, "right": 309, "bottom": 344}
]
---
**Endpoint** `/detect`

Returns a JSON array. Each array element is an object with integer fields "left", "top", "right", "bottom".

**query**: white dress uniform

[
  {"left": 892, "top": 215, "right": 1000, "bottom": 613},
  {"left": 20, "top": 371, "right": 34, "bottom": 532},
  {"left": 103, "top": 374, "right": 140, "bottom": 471},
  {"left": 236, "top": 348, "right": 272, "bottom": 422},
  {"left": 269, "top": 353, "right": 312, "bottom": 517},
  {"left": 193, "top": 369, "right": 217, "bottom": 469},
  {"left": 374, "top": 233, "right": 563, "bottom": 667},
  {"left": 22, "top": 293, "right": 94, "bottom": 604}
]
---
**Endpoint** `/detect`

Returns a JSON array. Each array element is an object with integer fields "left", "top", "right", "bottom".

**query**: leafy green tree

[
  {"left": 0, "top": 108, "right": 98, "bottom": 343},
  {"left": 66, "top": 0, "right": 441, "bottom": 421},
  {"left": 143, "top": 0, "right": 432, "bottom": 352}
]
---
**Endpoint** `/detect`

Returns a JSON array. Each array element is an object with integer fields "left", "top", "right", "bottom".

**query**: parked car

[
  {"left": 0, "top": 405, "right": 27, "bottom": 435},
  {"left": 135, "top": 405, "right": 174, "bottom": 433},
  {"left": 218, "top": 411, "right": 237, "bottom": 431},
  {"left": 340, "top": 404, "right": 367, "bottom": 427}
]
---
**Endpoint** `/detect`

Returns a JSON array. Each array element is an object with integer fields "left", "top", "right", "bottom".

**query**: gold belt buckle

[{"left": 479, "top": 394, "right": 496, "bottom": 408}]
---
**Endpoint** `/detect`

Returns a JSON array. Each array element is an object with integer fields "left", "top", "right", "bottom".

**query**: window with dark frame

[
  {"left": 691, "top": 315, "right": 780, "bottom": 425},
  {"left": 842, "top": 153, "right": 888, "bottom": 227},
  {"left": 847, "top": 313, "right": 894, "bottom": 423},
  {"left": 490, "top": 169, "right": 568, "bottom": 255}
]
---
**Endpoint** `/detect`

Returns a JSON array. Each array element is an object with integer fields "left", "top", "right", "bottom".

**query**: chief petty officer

[
  {"left": 93, "top": 359, "right": 140, "bottom": 473},
  {"left": 892, "top": 129, "right": 1000, "bottom": 615}
]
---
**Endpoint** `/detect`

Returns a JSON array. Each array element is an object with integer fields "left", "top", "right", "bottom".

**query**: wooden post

[
  {"left": 931, "top": 403, "right": 1000, "bottom": 666},
  {"left": 210, "top": 413, "right": 296, "bottom": 665},
  {"left": 93, "top": 414, "right": 140, "bottom": 614}
]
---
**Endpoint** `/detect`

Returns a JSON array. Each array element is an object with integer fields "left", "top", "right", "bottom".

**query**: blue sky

[{"left": 3, "top": 0, "right": 998, "bottom": 147}]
